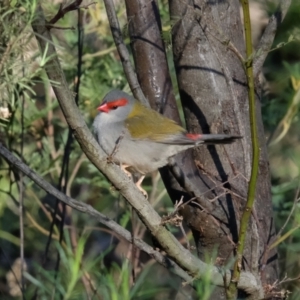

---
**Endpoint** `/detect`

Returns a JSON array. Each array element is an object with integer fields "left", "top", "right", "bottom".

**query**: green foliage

[
  {"left": 22, "top": 231, "right": 173, "bottom": 300},
  {"left": 259, "top": 1, "right": 300, "bottom": 297}
]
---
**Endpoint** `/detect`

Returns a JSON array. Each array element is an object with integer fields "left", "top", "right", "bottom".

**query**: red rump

[
  {"left": 186, "top": 133, "right": 202, "bottom": 140},
  {"left": 98, "top": 98, "right": 128, "bottom": 113}
]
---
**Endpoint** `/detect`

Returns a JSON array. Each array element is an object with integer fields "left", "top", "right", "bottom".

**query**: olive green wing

[{"left": 124, "top": 102, "right": 189, "bottom": 143}]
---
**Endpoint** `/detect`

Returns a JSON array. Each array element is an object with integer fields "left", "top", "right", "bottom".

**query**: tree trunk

[{"left": 125, "top": 0, "right": 278, "bottom": 298}]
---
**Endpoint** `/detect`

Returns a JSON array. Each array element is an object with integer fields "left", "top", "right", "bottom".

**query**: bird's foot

[
  {"left": 136, "top": 175, "right": 148, "bottom": 199},
  {"left": 119, "top": 165, "right": 147, "bottom": 198},
  {"left": 120, "top": 164, "right": 132, "bottom": 179}
]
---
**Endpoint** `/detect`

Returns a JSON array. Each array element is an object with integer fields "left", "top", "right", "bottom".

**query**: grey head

[{"left": 96, "top": 90, "right": 135, "bottom": 123}]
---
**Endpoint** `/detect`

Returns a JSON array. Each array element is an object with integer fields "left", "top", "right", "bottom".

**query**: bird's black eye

[{"left": 111, "top": 106, "right": 118, "bottom": 110}]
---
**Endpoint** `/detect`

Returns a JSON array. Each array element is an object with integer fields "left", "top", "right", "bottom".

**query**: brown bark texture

[{"left": 125, "top": 0, "right": 278, "bottom": 298}]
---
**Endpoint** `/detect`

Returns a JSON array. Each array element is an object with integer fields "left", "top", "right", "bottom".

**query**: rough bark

[
  {"left": 169, "top": 0, "right": 278, "bottom": 298},
  {"left": 125, "top": 0, "right": 278, "bottom": 298},
  {"left": 124, "top": 0, "right": 225, "bottom": 226}
]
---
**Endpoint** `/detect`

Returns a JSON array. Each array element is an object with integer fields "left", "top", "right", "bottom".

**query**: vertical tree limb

[
  {"left": 228, "top": 1, "right": 260, "bottom": 298},
  {"left": 103, "top": 0, "right": 149, "bottom": 106}
]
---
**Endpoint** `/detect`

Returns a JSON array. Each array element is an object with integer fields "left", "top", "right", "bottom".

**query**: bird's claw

[{"left": 140, "top": 188, "right": 148, "bottom": 199}]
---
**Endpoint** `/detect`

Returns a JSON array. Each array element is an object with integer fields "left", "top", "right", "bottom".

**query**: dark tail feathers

[{"left": 197, "top": 134, "right": 242, "bottom": 145}]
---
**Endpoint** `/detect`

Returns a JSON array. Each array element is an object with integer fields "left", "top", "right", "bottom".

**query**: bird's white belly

[
  {"left": 113, "top": 138, "right": 169, "bottom": 174},
  {"left": 97, "top": 133, "right": 193, "bottom": 174},
  {"left": 93, "top": 115, "right": 190, "bottom": 174}
]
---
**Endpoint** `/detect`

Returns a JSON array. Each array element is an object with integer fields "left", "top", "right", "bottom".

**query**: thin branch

[
  {"left": 82, "top": 46, "right": 116, "bottom": 60},
  {"left": 277, "top": 184, "right": 300, "bottom": 237},
  {"left": 66, "top": 154, "right": 85, "bottom": 196},
  {"left": 253, "top": 0, "right": 292, "bottom": 77},
  {"left": 47, "top": 0, "right": 96, "bottom": 28},
  {"left": 260, "top": 184, "right": 300, "bottom": 270},
  {"left": 102, "top": 0, "right": 149, "bottom": 106},
  {"left": 48, "top": 1, "right": 81, "bottom": 25},
  {"left": 26, "top": 212, "right": 60, "bottom": 240},
  {"left": 204, "top": 26, "right": 245, "bottom": 72},
  {"left": 279, "top": 274, "right": 300, "bottom": 284},
  {"left": 228, "top": 1, "right": 260, "bottom": 299},
  {"left": 19, "top": 91, "right": 25, "bottom": 298},
  {"left": 46, "top": 25, "right": 75, "bottom": 30},
  {"left": 168, "top": 157, "right": 213, "bottom": 211}
]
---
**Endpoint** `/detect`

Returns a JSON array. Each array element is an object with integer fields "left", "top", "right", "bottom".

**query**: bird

[{"left": 92, "top": 90, "right": 241, "bottom": 197}]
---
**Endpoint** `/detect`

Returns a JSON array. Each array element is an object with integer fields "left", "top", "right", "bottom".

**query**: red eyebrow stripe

[{"left": 106, "top": 98, "right": 128, "bottom": 109}]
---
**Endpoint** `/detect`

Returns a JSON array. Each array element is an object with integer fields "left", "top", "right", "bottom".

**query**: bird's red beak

[{"left": 97, "top": 103, "right": 109, "bottom": 113}]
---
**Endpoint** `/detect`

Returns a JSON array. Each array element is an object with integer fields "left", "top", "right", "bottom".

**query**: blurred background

[{"left": 0, "top": 0, "right": 299, "bottom": 299}]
